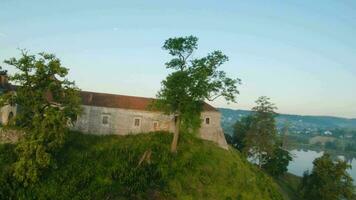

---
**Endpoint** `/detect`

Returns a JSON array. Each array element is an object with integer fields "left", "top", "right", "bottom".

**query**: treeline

[
  {"left": 226, "top": 96, "right": 292, "bottom": 177},
  {"left": 226, "top": 97, "right": 355, "bottom": 200}
]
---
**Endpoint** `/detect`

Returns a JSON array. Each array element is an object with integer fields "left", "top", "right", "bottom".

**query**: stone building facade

[
  {"left": 0, "top": 104, "right": 16, "bottom": 125},
  {"left": 0, "top": 75, "right": 16, "bottom": 125},
  {"left": 0, "top": 74, "right": 228, "bottom": 149},
  {"left": 73, "top": 91, "right": 228, "bottom": 149}
]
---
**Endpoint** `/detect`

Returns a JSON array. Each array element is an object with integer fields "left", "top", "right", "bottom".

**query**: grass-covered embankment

[
  {"left": 274, "top": 173, "right": 301, "bottom": 200},
  {"left": 1, "top": 131, "right": 283, "bottom": 199}
]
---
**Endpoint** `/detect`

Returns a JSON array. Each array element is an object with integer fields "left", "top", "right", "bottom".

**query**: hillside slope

[{"left": 0, "top": 131, "right": 283, "bottom": 200}]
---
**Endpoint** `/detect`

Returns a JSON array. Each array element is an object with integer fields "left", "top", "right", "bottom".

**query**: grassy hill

[
  {"left": 274, "top": 173, "right": 301, "bottom": 200},
  {"left": 0, "top": 131, "right": 283, "bottom": 200}
]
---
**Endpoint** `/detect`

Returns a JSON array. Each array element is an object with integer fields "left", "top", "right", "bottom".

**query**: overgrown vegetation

[
  {"left": 230, "top": 96, "right": 292, "bottom": 177},
  {"left": 232, "top": 115, "right": 253, "bottom": 151},
  {"left": 299, "top": 153, "right": 354, "bottom": 200},
  {"left": 262, "top": 145, "right": 292, "bottom": 177},
  {"left": 274, "top": 173, "right": 301, "bottom": 200},
  {"left": 0, "top": 51, "right": 81, "bottom": 185},
  {"left": 0, "top": 131, "right": 283, "bottom": 200}
]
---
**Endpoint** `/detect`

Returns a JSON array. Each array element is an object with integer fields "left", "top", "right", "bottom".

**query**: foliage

[
  {"left": 345, "top": 143, "right": 356, "bottom": 152},
  {"left": 262, "top": 145, "right": 293, "bottom": 177},
  {"left": 0, "top": 131, "right": 284, "bottom": 200},
  {"left": 0, "top": 66, "right": 7, "bottom": 75},
  {"left": 274, "top": 173, "right": 302, "bottom": 200},
  {"left": 224, "top": 133, "right": 233, "bottom": 145},
  {"left": 155, "top": 35, "right": 240, "bottom": 152},
  {"left": 0, "top": 144, "right": 19, "bottom": 199},
  {"left": 324, "top": 141, "right": 338, "bottom": 150},
  {"left": 244, "top": 96, "right": 278, "bottom": 167},
  {"left": 1, "top": 50, "right": 81, "bottom": 185},
  {"left": 231, "top": 97, "right": 292, "bottom": 177},
  {"left": 232, "top": 115, "right": 253, "bottom": 151},
  {"left": 299, "top": 153, "right": 354, "bottom": 200}
]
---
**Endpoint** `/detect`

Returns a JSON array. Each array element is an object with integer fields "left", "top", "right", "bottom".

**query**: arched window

[{"left": 8, "top": 112, "right": 14, "bottom": 123}]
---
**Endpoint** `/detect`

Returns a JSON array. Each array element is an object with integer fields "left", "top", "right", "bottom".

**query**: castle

[{"left": 0, "top": 75, "right": 228, "bottom": 149}]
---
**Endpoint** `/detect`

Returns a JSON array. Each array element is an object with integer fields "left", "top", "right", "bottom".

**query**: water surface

[{"left": 288, "top": 149, "right": 356, "bottom": 181}]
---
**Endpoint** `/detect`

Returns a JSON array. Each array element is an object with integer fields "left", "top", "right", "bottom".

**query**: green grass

[
  {"left": 1, "top": 131, "right": 284, "bottom": 200},
  {"left": 274, "top": 173, "right": 301, "bottom": 200}
]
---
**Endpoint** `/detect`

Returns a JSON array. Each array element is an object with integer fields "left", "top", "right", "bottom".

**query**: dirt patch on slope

[{"left": 0, "top": 129, "right": 23, "bottom": 144}]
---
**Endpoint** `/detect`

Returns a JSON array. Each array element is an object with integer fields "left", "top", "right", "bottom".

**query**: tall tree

[
  {"left": 299, "top": 153, "right": 354, "bottom": 200},
  {"left": 232, "top": 115, "right": 253, "bottom": 151},
  {"left": 155, "top": 36, "right": 240, "bottom": 153},
  {"left": 1, "top": 50, "right": 81, "bottom": 185},
  {"left": 262, "top": 143, "right": 292, "bottom": 177},
  {"left": 244, "top": 96, "right": 277, "bottom": 167},
  {"left": 280, "top": 122, "right": 290, "bottom": 149}
]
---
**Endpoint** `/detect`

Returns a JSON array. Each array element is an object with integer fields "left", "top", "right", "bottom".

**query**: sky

[{"left": 0, "top": 0, "right": 355, "bottom": 118}]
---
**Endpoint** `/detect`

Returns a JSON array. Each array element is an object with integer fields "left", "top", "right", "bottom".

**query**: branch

[
  {"left": 206, "top": 94, "right": 222, "bottom": 101},
  {"left": 185, "top": 51, "right": 192, "bottom": 62}
]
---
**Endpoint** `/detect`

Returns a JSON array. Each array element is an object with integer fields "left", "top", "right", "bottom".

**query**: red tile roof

[{"left": 80, "top": 91, "right": 218, "bottom": 112}]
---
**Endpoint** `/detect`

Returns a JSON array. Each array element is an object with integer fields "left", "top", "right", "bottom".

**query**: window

[
  {"left": 134, "top": 118, "right": 140, "bottom": 127},
  {"left": 205, "top": 117, "right": 210, "bottom": 125},
  {"left": 8, "top": 112, "right": 14, "bottom": 123},
  {"left": 153, "top": 121, "right": 159, "bottom": 130},
  {"left": 102, "top": 115, "right": 109, "bottom": 125}
]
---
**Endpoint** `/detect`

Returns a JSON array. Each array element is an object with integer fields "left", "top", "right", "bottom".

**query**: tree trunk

[
  {"left": 258, "top": 153, "right": 262, "bottom": 168},
  {"left": 171, "top": 115, "right": 180, "bottom": 153}
]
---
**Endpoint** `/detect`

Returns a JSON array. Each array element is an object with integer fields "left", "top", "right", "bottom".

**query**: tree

[
  {"left": 299, "top": 153, "right": 354, "bottom": 200},
  {"left": 0, "top": 66, "right": 7, "bottom": 76},
  {"left": 244, "top": 96, "right": 277, "bottom": 167},
  {"left": 1, "top": 50, "right": 81, "bottom": 185},
  {"left": 224, "top": 134, "right": 233, "bottom": 145},
  {"left": 262, "top": 144, "right": 292, "bottom": 177},
  {"left": 325, "top": 141, "right": 338, "bottom": 150},
  {"left": 155, "top": 36, "right": 240, "bottom": 153},
  {"left": 280, "top": 122, "right": 290, "bottom": 149},
  {"left": 232, "top": 115, "right": 253, "bottom": 151}
]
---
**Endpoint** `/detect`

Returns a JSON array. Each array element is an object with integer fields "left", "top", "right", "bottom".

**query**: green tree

[
  {"left": 1, "top": 50, "right": 81, "bottom": 185},
  {"left": 299, "top": 153, "right": 354, "bottom": 200},
  {"left": 280, "top": 122, "right": 290, "bottom": 149},
  {"left": 0, "top": 66, "right": 7, "bottom": 76},
  {"left": 224, "top": 133, "right": 233, "bottom": 145},
  {"left": 232, "top": 115, "right": 253, "bottom": 151},
  {"left": 155, "top": 36, "right": 240, "bottom": 153},
  {"left": 262, "top": 144, "right": 292, "bottom": 177},
  {"left": 325, "top": 141, "right": 338, "bottom": 150},
  {"left": 244, "top": 96, "right": 277, "bottom": 167}
]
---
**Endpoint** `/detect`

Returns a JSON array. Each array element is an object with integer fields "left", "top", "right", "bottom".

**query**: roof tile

[{"left": 80, "top": 91, "right": 218, "bottom": 112}]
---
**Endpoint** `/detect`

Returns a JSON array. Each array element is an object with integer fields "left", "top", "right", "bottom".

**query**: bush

[{"left": 0, "top": 144, "right": 18, "bottom": 199}]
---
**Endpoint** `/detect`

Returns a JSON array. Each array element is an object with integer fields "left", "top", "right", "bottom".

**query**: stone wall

[
  {"left": 73, "top": 105, "right": 228, "bottom": 149},
  {"left": 0, "top": 105, "right": 16, "bottom": 125},
  {"left": 73, "top": 105, "right": 176, "bottom": 135},
  {"left": 199, "top": 111, "right": 228, "bottom": 149}
]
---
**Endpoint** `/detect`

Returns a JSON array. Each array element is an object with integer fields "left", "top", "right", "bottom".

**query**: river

[{"left": 288, "top": 149, "right": 356, "bottom": 181}]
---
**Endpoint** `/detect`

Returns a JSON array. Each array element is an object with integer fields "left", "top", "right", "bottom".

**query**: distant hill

[{"left": 219, "top": 108, "right": 356, "bottom": 136}]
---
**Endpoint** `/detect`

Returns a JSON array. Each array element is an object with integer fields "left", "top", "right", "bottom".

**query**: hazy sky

[{"left": 1, "top": 0, "right": 355, "bottom": 118}]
